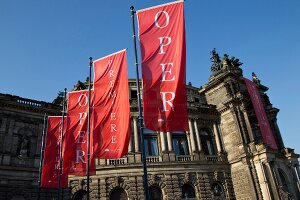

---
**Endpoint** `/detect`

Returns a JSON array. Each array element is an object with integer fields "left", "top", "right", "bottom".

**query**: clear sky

[{"left": 0, "top": 1, "right": 299, "bottom": 150}]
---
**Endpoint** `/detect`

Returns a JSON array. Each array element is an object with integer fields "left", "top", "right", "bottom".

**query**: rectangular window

[
  {"left": 144, "top": 138, "right": 158, "bottom": 156},
  {"left": 173, "top": 137, "right": 189, "bottom": 155}
]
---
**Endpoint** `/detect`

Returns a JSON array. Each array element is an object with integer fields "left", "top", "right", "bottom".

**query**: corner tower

[{"left": 199, "top": 49, "right": 300, "bottom": 199}]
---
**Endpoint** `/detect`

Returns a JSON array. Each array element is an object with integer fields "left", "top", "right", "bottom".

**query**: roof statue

[
  {"left": 252, "top": 72, "right": 261, "bottom": 85},
  {"left": 210, "top": 48, "right": 222, "bottom": 73},
  {"left": 52, "top": 91, "right": 64, "bottom": 105},
  {"left": 210, "top": 49, "right": 243, "bottom": 77},
  {"left": 73, "top": 80, "right": 87, "bottom": 91}
]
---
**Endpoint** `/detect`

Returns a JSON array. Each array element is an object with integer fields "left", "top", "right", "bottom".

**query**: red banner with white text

[
  {"left": 244, "top": 78, "right": 278, "bottom": 149},
  {"left": 63, "top": 90, "right": 96, "bottom": 176},
  {"left": 137, "top": 0, "right": 188, "bottom": 132},
  {"left": 41, "top": 116, "right": 68, "bottom": 188},
  {"left": 93, "top": 49, "right": 130, "bottom": 159}
]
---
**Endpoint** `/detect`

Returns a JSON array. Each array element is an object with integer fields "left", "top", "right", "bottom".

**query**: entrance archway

[
  {"left": 110, "top": 187, "right": 127, "bottom": 200},
  {"left": 73, "top": 189, "right": 87, "bottom": 200}
]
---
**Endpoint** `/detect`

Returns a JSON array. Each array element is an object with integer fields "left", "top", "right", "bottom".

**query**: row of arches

[{"left": 73, "top": 183, "right": 224, "bottom": 200}]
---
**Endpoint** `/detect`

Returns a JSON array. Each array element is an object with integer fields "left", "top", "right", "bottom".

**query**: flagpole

[
  {"left": 86, "top": 57, "right": 93, "bottom": 200},
  {"left": 130, "top": 6, "right": 150, "bottom": 200},
  {"left": 58, "top": 88, "right": 67, "bottom": 200},
  {"left": 37, "top": 113, "right": 47, "bottom": 200}
]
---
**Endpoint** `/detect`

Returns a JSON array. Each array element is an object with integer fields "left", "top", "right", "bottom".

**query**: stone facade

[
  {"left": 0, "top": 53, "right": 299, "bottom": 199},
  {"left": 0, "top": 94, "right": 64, "bottom": 199}
]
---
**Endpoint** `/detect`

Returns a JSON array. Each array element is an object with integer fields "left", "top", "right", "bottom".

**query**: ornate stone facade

[
  {"left": 0, "top": 52, "right": 299, "bottom": 199},
  {"left": 0, "top": 94, "right": 63, "bottom": 199}
]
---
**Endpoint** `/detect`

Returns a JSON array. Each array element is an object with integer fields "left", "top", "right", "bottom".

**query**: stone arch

[
  {"left": 180, "top": 173, "right": 198, "bottom": 199},
  {"left": 149, "top": 174, "right": 167, "bottom": 199},
  {"left": 107, "top": 176, "right": 130, "bottom": 198},
  {"left": 277, "top": 168, "right": 292, "bottom": 193},
  {"left": 109, "top": 187, "right": 128, "bottom": 200},
  {"left": 72, "top": 189, "right": 87, "bottom": 200},
  {"left": 149, "top": 174, "right": 166, "bottom": 189},
  {"left": 211, "top": 182, "right": 225, "bottom": 199},
  {"left": 181, "top": 183, "right": 196, "bottom": 199},
  {"left": 149, "top": 185, "right": 163, "bottom": 200},
  {"left": 70, "top": 178, "right": 95, "bottom": 199}
]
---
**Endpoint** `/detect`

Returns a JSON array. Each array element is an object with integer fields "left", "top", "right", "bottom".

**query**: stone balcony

[{"left": 96, "top": 152, "right": 227, "bottom": 169}]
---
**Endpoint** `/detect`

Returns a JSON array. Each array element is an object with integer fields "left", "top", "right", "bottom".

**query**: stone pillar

[
  {"left": 241, "top": 106, "right": 255, "bottom": 142},
  {"left": 186, "top": 131, "right": 192, "bottom": 154},
  {"left": 295, "top": 164, "right": 300, "bottom": 191},
  {"left": 188, "top": 119, "right": 196, "bottom": 152},
  {"left": 133, "top": 117, "right": 139, "bottom": 152},
  {"left": 255, "top": 161, "right": 272, "bottom": 200},
  {"left": 160, "top": 132, "right": 166, "bottom": 152},
  {"left": 213, "top": 123, "right": 222, "bottom": 153},
  {"left": 166, "top": 131, "right": 173, "bottom": 151},
  {"left": 295, "top": 164, "right": 300, "bottom": 181},
  {"left": 265, "top": 162, "right": 280, "bottom": 199},
  {"left": 193, "top": 120, "right": 202, "bottom": 151},
  {"left": 128, "top": 131, "right": 133, "bottom": 153}
]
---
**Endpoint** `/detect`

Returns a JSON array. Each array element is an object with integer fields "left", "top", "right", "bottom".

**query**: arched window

[
  {"left": 211, "top": 183, "right": 225, "bottom": 199},
  {"left": 278, "top": 169, "right": 290, "bottom": 193},
  {"left": 149, "top": 185, "right": 163, "bottom": 200},
  {"left": 182, "top": 184, "right": 196, "bottom": 199},
  {"left": 73, "top": 190, "right": 87, "bottom": 200},
  {"left": 110, "top": 187, "right": 127, "bottom": 200},
  {"left": 200, "top": 129, "right": 215, "bottom": 155},
  {"left": 172, "top": 132, "right": 189, "bottom": 155}
]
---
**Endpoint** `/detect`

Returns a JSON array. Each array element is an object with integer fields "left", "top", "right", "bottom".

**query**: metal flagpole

[
  {"left": 37, "top": 113, "right": 47, "bottom": 200},
  {"left": 86, "top": 57, "right": 93, "bottom": 200},
  {"left": 130, "top": 6, "right": 150, "bottom": 200},
  {"left": 58, "top": 88, "right": 67, "bottom": 200}
]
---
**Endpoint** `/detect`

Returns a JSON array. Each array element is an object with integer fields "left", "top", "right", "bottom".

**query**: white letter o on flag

[
  {"left": 154, "top": 11, "right": 170, "bottom": 28},
  {"left": 78, "top": 94, "right": 88, "bottom": 107}
]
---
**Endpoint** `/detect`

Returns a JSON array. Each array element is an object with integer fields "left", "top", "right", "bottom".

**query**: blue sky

[{"left": 0, "top": 0, "right": 299, "bottom": 150}]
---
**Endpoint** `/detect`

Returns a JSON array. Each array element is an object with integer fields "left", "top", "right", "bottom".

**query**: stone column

[
  {"left": 160, "top": 132, "right": 166, "bottom": 152},
  {"left": 128, "top": 131, "right": 133, "bottom": 153},
  {"left": 194, "top": 120, "right": 202, "bottom": 151},
  {"left": 255, "top": 161, "right": 272, "bottom": 200},
  {"left": 241, "top": 106, "right": 255, "bottom": 142},
  {"left": 213, "top": 123, "right": 222, "bottom": 153},
  {"left": 188, "top": 119, "right": 196, "bottom": 152},
  {"left": 166, "top": 131, "right": 173, "bottom": 151},
  {"left": 133, "top": 117, "right": 139, "bottom": 152},
  {"left": 265, "top": 162, "right": 280, "bottom": 199},
  {"left": 295, "top": 164, "right": 300, "bottom": 181},
  {"left": 186, "top": 131, "right": 192, "bottom": 155}
]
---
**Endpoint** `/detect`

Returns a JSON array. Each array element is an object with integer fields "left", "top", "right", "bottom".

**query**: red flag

[
  {"left": 137, "top": 0, "right": 188, "bottom": 132},
  {"left": 93, "top": 49, "right": 131, "bottom": 158},
  {"left": 41, "top": 116, "right": 68, "bottom": 188},
  {"left": 244, "top": 78, "right": 278, "bottom": 149},
  {"left": 63, "top": 90, "right": 96, "bottom": 176}
]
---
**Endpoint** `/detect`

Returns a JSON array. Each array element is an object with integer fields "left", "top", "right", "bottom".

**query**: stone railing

[
  {"left": 108, "top": 158, "right": 127, "bottom": 165},
  {"left": 205, "top": 155, "right": 224, "bottom": 162},
  {"left": 176, "top": 155, "right": 194, "bottom": 162},
  {"left": 17, "top": 99, "right": 42, "bottom": 107},
  {"left": 99, "top": 153, "right": 226, "bottom": 167},
  {"left": 146, "top": 156, "right": 160, "bottom": 163},
  {"left": 0, "top": 93, "right": 60, "bottom": 110}
]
